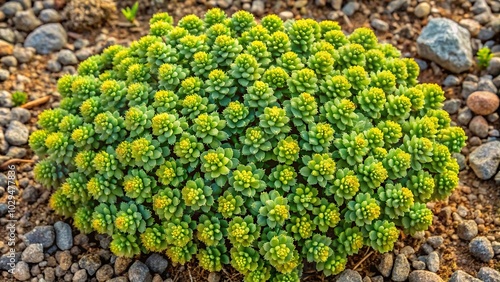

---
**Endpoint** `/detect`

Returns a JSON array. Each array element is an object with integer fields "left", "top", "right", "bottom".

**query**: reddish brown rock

[
  {"left": 0, "top": 40, "right": 13, "bottom": 56},
  {"left": 467, "top": 91, "right": 500, "bottom": 115}
]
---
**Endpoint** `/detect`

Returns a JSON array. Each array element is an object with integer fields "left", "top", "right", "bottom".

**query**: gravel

[
  {"left": 0, "top": 69, "right": 10, "bottom": 82},
  {"left": 145, "top": 253, "right": 169, "bottom": 274},
  {"left": 13, "top": 10, "right": 42, "bottom": 32},
  {"left": 377, "top": 253, "right": 393, "bottom": 277},
  {"left": 96, "top": 264, "right": 114, "bottom": 282},
  {"left": 477, "top": 267, "right": 500, "bottom": 282},
  {"left": 129, "top": 261, "right": 152, "bottom": 282},
  {"left": 469, "top": 141, "right": 500, "bottom": 180},
  {"left": 387, "top": 0, "right": 409, "bottom": 13},
  {"left": 73, "top": 269, "right": 88, "bottom": 282},
  {"left": 24, "top": 225, "right": 55, "bottom": 248},
  {"left": 457, "top": 220, "right": 479, "bottom": 241},
  {"left": 391, "top": 254, "right": 410, "bottom": 281},
  {"left": 39, "top": 8, "right": 61, "bottom": 23},
  {"left": 79, "top": 254, "right": 101, "bottom": 276},
  {"left": 114, "top": 257, "right": 131, "bottom": 275},
  {"left": 57, "top": 49, "right": 78, "bottom": 65},
  {"left": 14, "top": 261, "right": 31, "bottom": 281},
  {"left": 442, "top": 99, "right": 461, "bottom": 114},
  {"left": 414, "top": 2, "right": 431, "bottom": 18},
  {"left": 371, "top": 19, "right": 389, "bottom": 32},
  {"left": 56, "top": 250, "right": 72, "bottom": 271},
  {"left": 10, "top": 107, "right": 31, "bottom": 123},
  {"left": 468, "top": 115, "right": 488, "bottom": 137},
  {"left": 417, "top": 18, "right": 473, "bottom": 73},
  {"left": 21, "top": 243, "right": 44, "bottom": 263},
  {"left": 426, "top": 252, "right": 440, "bottom": 272},
  {"left": 449, "top": 270, "right": 482, "bottom": 282},
  {"left": 342, "top": 1, "right": 359, "bottom": 16},
  {"left": 427, "top": 236, "right": 444, "bottom": 248},
  {"left": 337, "top": 269, "right": 363, "bottom": 282},
  {"left": 469, "top": 236, "right": 494, "bottom": 262},
  {"left": 0, "top": 2, "right": 23, "bottom": 18},
  {"left": 412, "top": 260, "right": 426, "bottom": 270},
  {"left": 487, "top": 57, "right": 500, "bottom": 77},
  {"left": 54, "top": 221, "right": 73, "bottom": 250},
  {"left": 408, "top": 270, "right": 444, "bottom": 282},
  {"left": 24, "top": 23, "right": 67, "bottom": 54},
  {"left": 13, "top": 46, "right": 34, "bottom": 63},
  {"left": 5, "top": 120, "right": 29, "bottom": 146}
]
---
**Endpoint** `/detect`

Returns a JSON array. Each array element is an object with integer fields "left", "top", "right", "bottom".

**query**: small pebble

[
  {"left": 414, "top": 2, "right": 431, "bottom": 18},
  {"left": 469, "top": 236, "right": 494, "bottom": 262}
]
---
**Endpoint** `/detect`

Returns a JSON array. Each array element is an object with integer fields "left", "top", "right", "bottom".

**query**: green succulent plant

[{"left": 34, "top": 10, "right": 464, "bottom": 280}]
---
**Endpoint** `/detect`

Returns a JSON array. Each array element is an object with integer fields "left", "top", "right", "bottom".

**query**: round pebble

[{"left": 467, "top": 91, "right": 500, "bottom": 116}]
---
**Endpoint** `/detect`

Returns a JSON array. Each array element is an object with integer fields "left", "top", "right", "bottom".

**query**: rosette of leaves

[
  {"left": 130, "top": 135, "right": 167, "bottom": 171},
  {"left": 49, "top": 189, "right": 76, "bottom": 217},
  {"left": 73, "top": 206, "right": 94, "bottom": 234},
  {"left": 44, "top": 132, "right": 75, "bottom": 164},
  {"left": 321, "top": 98, "right": 358, "bottom": 131},
  {"left": 181, "top": 178, "right": 214, "bottom": 212},
  {"left": 152, "top": 113, "right": 188, "bottom": 144},
  {"left": 152, "top": 187, "right": 184, "bottom": 220},
  {"left": 376, "top": 182, "right": 414, "bottom": 219},
  {"left": 299, "top": 154, "right": 336, "bottom": 187},
  {"left": 60, "top": 173, "right": 90, "bottom": 204},
  {"left": 400, "top": 202, "right": 433, "bottom": 235},
  {"left": 240, "top": 127, "right": 273, "bottom": 163},
  {"left": 363, "top": 220, "right": 399, "bottom": 253},
  {"left": 114, "top": 201, "right": 154, "bottom": 234},
  {"left": 302, "top": 234, "right": 333, "bottom": 263},
  {"left": 277, "top": 51, "right": 305, "bottom": 73},
  {"left": 287, "top": 68, "right": 318, "bottom": 95},
  {"left": 357, "top": 87, "right": 386, "bottom": 119},
  {"left": 93, "top": 146, "right": 123, "bottom": 179},
  {"left": 326, "top": 168, "right": 360, "bottom": 205},
  {"left": 312, "top": 198, "right": 341, "bottom": 232},
  {"left": 124, "top": 105, "right": 154, "bottom": 138},
  {"left": 356, "top": 156, "right": 389, "bottom": 192},
  {"left": 155, "top": 158, "right": 186, "bottom": 187},
  {"left": 433, "top": 168, "right": 459, "bottom": 200},
  {"left": 287, "top": 184, "right": 319, "bottom": 214},
  {"left": 123, "top": 169, "right": 157, "bottom": 204},
  {"left": 286, "top": 214, "right": 316, "bottom": 240},
  {"left": 166, "top": 241, "right": 198, "bottom": 265},
  {"left": 218, "top": 191, "right": 246, "bottom": 218},
  {"left": 231, "top": 246, "right": 261, "bottom": 275},
  {"left": 382, "top": 148, "right": 412, "bottom": 179},
  {"left": 223, "top": 101, "right": 252, "bottom": 131},
  {"left": 110, "top": 233, "right": 141, "bottom": 258},
  {"left": 93, "top": 111, "right": 126, "bottom": 144},
  {"left": 245, "top": 262, "right": 272, "bottom": 282},
  {"left": 404, "top": 170, "right": 435, "bottom": 203},
  {"left": 332, "top": 223, "right": 364, "bottom": 255},
  {"left": 273, "top": 136, "right": 300, "bottom": 165},
  {"left": 284, "top": 92, "right": 318, "bottom": 131},
  {"left": 158, "top": 63, "right": 189, "bottom": 90},
  {"left": 86, "top": 173, "right": 123, "bottom": 204},
  {"left": 193, "top": 112, "right": 228, "bottom": 148},
  {"left": 245, "top": 81, "right": 278, "bottom": 112},
  {"left": 257, "top": 190, "right": 290, "bottom": 228},
  {"left": 316, "top": 253, "right": 347, "bottom": 277},
  {"left": 228, "top": 215, "right": 260, "bottom": 247},
  {"left": 438, "top": 126, "right": 467, "bottom": 154},
  {"left": 261, "top": 233, "right": 301, "bottom": 274},
  {"left": 165, "top": 215, "right": 196, "bottom": 247},
  {"left": 141, "top": 223, "right": 168, "bottom": 252},
  {"left": 206, "top": 69, "right": 237, "bottom": 107},
  {"left": 319, "top": 75, "right": 351, "bottom": 102},
  {"left": 344, "top": 193, "right": 381, "bottom": 226},
  {"left": 197, "top": 244, "right": 230, "bottom": 272},
  {"left": 268, "top": 165, "right": 297, "bottom": 192},
  {"left": 197, "top": 214, "right": 228, "bottom": 246},
  {"left": 333, "top": 132, "right": 369, "bottom": 166},
  {"left": 74, "top": 150, "right": 95, "bottom": 176},
  {"left": 229, "top": 163, "right": 266, "bottom": 197},
  {"left": 173, "top": 132, "right": 204, "bottom": 167},
  {"left": 201, "top": 147, "right": 237, "bottom": 186},
  {"left": 152, "top": 90, "right": 178, "bottom": 113}
]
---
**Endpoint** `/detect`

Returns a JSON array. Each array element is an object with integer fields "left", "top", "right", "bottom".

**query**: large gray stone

[
  {"left": 4, "top": 120, "right": 29, "bottom": 146},
  {"left": 469, "top": 141, "right": 500, "bottom": 180},
  {"left": 449, "top": 270, "right": 481, "bottom": 282},
  {"left": 408, "top": 270, "right": 443, "bottom": 282},
  {"left": 24, "top": 225, "right": 55, "bottom": 248},
  {"left": 129, "top": 261, "right": 152, "bottom": 282},
  {"left": 24, "top": 23, "right": 67, "bottom": 54},
  {"left": 469, "top": 236, "right": 494, "bottom": 262},
  {"left": 477, "top": 267, "right": 500, "bottom": 282},
  {"left": 417, "top": 18, "right": 473, "bottom": 73},
  {"left": 336, "top": 269, "right": 362, "bottom": 282}
]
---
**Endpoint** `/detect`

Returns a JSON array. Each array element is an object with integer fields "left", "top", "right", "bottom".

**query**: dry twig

[
  {"left": 0, "top": 159, "right": 34, "bottom": 170},
  {"left": 21, "top": 96, "right": 50, "bottom": 109},
  {"left": 353, "top": 250, "right": 374, "bottom": 270}
]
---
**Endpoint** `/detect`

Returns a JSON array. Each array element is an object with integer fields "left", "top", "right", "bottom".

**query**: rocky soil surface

[{"left": 0, "top": 0, "right": 499, "bottom": 281}]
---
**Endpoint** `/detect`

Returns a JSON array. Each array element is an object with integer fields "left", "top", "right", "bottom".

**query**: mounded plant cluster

[{"left": 31, "top": 9, "right": 466, "bottom": 281}]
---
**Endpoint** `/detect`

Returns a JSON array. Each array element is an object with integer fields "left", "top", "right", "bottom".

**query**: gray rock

[
  {"left": 457, "top": 220, "right": 479, "bottom": 241},
  {"left": 391, "top": 254, "right": 410, "bottom": 281},
  {"left": 54, "top": 221, "right": 73, "bottom": 250},
  {"left": 75, "top": 48, "right": 91, "bottom": 61},
  {"left": 474, "top": 12, "right": 492, "bottom": 25},
  {"left": 0, "top": 173, "right": 7, "bottom": 187},
  {"left": 478, "top": 267, "right": 500, "bottom": 282},
  {"left": 400, "top": 246, "right": 415, "bottom": 257},
  {"left": 493, "top": 241, "right": 500, "bottom": 255},
  {"left": 96, "top": 264, "right": 113, "bottom": 282},
  {"left": 0, "top": 91, "right": 13, "bottom": 107},
  {"left": 1, "top": 2, "right": 23, "bottom": 18},
  {"left": 457, "top": 107, "right": 473, "bottom": 125},
  {"left": 10, "top": 107, "right": 30, "bottom": 123},
  {"left": 24, "top": 23, "right": 67, "bottom": 55},
  {"left": 1, "top": 55, "right": 17, "bottom": 67},
  {"left": 14, "top": 10, "right": 42, "bottom": 32},
  {"left": 408, "top": 270, "right": 443, "bottom": 282},
  {"left": 25, "top": 225, "right": 55, "bottom": 248},
  {"left": 377, "top": 253, "right": 393, "bottom": 277},
  {"left": 0, "top": 69, "right": 9, "bottom": 82},
  {"left": 342, "top": 1, "right": 359, "bottom": 16},
  {"left": 417, "top": 18, "right": 473, "bottom": 73},
  {"left": 5, "top": 120, "right": 29, "bottom": 146},
  {"left": 337, "top": 269, "right": 362, "bottom": 282},
  {"left": 414, "top": 2, "right": 431, "bottom": 18},
  {"left": 108, "top": 278, "right": 129, "bottom": 282},
  {"left": 0, "top": 128, "right": 7, "bottom": 154},
  {"left": 442, "top": 99, "right": 461, "bottom": 114},
  {"left": 461, "top": 81, "right": 478, "bottom": 99},
  {"left": 495, "top": 170, "right": 500, "bottom": 184},
  {"left": 469, "top": 236, "right": 494, "bottom": 262},
  {"left": 129, "top": 261, "right": 152, "bottom": 282},
  {"left": 14, "top": 261, "right": 31, "bottom": 281},
  {"left": 57, "top": 49, "right": 78, "bottom": 65},
  {"left": 453, "top": 153, "right": 466, "bottom": 171},
  {"left": 371, "top": 19, "right": 389, "bottom": 32},
  {"left": 145, "top": 253, "right": 168, "bottom": 274},
  {"left": 216, "top": 0, "right": 232, "bottom": 9},
  {"left": 459, "top": 19, "right": 481, "bottom": 37},
  {"left": 472, "top": 0, "right": 490, "bottom": 14},
  {"left": 478, "top": 28, "right": 496, "bottom": 41},
  {"left": 477, "top": 77, "right": 498, "bottom": 94},
  {"left": 331, "top": 0, "right": 343, "bottom": 10},
  {"left": 442, "top": 75, "right": 460, "bottom": 87},
  {"left": 469, "top": 116, "right": 489, "bottom": 138},
  {"left": 250, "top": 0, "right": 265, "bottom": 16},
  {"left": 412, "top": 260, "right": 426, "bottom": 270},
  {"left": 46, "top": 59, "right": 61, "bottom": 72},
  {"left": 7, "top": 146, "right": 27, "bottom": 158},
  {"left": 39, "top": 9, "right": 61, "bottom": 23},
  {"left": 21, "top": 243, "right": 44, "bottom": 263},
  {"left": 426, "top": 252, "right": 439, "bottom": 272},
  {"left": 79, "top": 254, "right": 101, "bottom": 276},
  {"left": 11, "top": 0, "right": 31, "bottom": 9},
  {"left": 0, "top": 28, "right": 15, "bottom": 43},
  {"left": 387, "top": 0, "right": 409, "bottom": 13},
  {"left": 469, "top": 141, "right": 500, "bottom": 180},
  {"left": 0, "top": 252, "right": 21, "bottom": 271},
  {"left": 427, "top": 236, "right": 444, "bottom": 248},
  {"left": 13, "top": 46, "right": 34, "bottom": 63},
  {"left": 449, "top": 270, "right": 482, "bottom": 282},
  {"left": 73, "top": 269, "right": 87, "bottom": 282}
]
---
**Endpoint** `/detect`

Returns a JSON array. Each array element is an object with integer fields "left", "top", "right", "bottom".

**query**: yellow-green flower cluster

[{"left": 33, "top": 9, "right": 464, "bottom": 280}]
